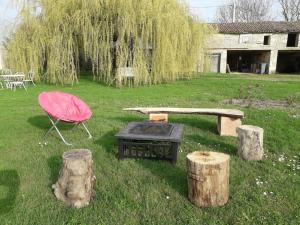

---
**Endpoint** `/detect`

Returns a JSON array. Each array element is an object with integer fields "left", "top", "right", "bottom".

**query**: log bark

[
  {"left": 52, "top": 149, "right": 96, "bottom": 208},
  {"left": 187, "top": 151, "right": 230, "bottom": 207},
  {"left": 237, "top": 125, "right": 264, "bottom": 161}
]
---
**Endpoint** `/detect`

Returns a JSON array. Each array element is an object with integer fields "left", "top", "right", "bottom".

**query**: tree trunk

[
  {"left": 236, "top": 125, "right": 264, "bottom": 161},
  {"left": 187, "top": 151, "right": 230, "bottom": 207},
  {"left": 52, "top": 149, "right": 96, "bottom": 208}
]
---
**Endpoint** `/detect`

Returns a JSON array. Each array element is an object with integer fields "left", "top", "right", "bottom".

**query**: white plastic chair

[
  {"left": 9, "top": 72, "right": 27, "bottom": 91},
  {"left": 24, "top": 71, "right": 36, "bottom": 86},
  {"left": 0, "top": 69, "right": 13, "bottom": 89},
  {"left": 2, "top": 69, "right": 12, "bottom": 75}
]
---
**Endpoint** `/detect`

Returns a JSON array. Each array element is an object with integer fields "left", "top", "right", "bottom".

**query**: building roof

[{"left": 212, "top": 21, "right": 300, "bottom": 34}]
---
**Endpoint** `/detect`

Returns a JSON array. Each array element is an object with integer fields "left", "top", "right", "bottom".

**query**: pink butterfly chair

[{"left": 39, "top": 92, "right": 92, "bottom": 145}]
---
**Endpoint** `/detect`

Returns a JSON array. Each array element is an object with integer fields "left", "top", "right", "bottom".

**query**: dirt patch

[{"left": 223, "top": 99, "right": 300, "bottom": 109}]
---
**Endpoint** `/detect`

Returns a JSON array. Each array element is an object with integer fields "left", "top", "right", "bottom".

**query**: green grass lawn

[{"left": 0, "top": 73, "right": 299, "bottom": 225}]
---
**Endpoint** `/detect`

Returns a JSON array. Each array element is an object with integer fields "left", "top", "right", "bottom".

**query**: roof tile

[{"left": 211, "top": 21, "right": 300, "bottom": 34}]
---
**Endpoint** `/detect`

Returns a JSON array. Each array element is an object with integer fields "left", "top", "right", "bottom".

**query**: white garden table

[{"left": 0, "top": 74, "right": 27, "bottom": 91}]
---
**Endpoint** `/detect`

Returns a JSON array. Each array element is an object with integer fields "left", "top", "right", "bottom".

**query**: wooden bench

[{"left": 123, "top": 107, "right": 245, "bottom": 137}]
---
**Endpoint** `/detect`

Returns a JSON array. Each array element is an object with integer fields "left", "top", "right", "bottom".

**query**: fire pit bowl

[
  {"left": 116, "top": 122, "right": 184, "bottom": 164},
  {"left": 129, "top": 123, "right": 173, "bottom": 136}
]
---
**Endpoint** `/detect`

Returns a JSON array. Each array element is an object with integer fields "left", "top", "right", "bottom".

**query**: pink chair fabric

[{"left": 38, "top": 92, "right": 92, "bottom": 123}]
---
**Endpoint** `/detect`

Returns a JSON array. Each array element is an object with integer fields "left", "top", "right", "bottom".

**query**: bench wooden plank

[{"left": 123, "top": 107, "right": 244, "bottom": 119}]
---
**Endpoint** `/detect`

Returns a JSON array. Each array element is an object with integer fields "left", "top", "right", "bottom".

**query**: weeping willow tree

[{"left": 5, "top": 0, "right": 212, "bottom": 86}]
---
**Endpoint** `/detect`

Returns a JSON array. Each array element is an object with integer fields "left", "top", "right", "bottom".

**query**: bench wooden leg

[
  {"left": 217, "top": 116, "right": 242, "bottom": 137},
  {"left": 149, "top": 113, "right": 168, "bottom": 122}
]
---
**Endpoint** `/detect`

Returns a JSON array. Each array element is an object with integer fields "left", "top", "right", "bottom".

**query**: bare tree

[
  {"left": 279, "top": 0, "right": 300, "bottom": 21},
  {"left": 216, "top": 0, "right": 274, "bottom": 23}
]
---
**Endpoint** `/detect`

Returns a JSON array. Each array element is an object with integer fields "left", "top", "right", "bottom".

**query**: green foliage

[{"left": 5, "top": 0, "right": 212, "bottom": 86}]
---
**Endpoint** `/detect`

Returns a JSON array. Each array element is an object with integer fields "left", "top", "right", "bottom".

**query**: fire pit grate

[
  {"left": 128, "top": 123, "right": 173, "bottom": 136},
  {"left": 116, "top": 122, "right": 184, "bottom": 164}
]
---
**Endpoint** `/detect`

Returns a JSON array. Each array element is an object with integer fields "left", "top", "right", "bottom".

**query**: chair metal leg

[
  {"left": 82, "top": 122, "right": 92, "bottom": 139},
  {"left": 44, "top": 119, "right": 59, "bottom": 138},
  {"left": 43, "top": 116, "right": 92, "bottom": 145},
  {"left": 22, "top": 82, "right": 27, "bottom": 91},
  {"left": 44, "top": 117, "right": 72, "bottom": 146},
  {"left": 5, "top": 82, "right": 11, "bottom": 89}
]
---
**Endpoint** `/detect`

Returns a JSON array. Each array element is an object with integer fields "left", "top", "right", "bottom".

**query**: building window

[
  {"left": 287, "top": 33, "right": 299, "bottom": 47},
  {"left": 239, "top": 34, "right": 251, "bottom": 44},
  {"left": 263, "top": 36, "right": 271, "bottom": 45}
]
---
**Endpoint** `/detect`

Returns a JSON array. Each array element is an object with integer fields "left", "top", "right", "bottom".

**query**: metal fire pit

[{"left": 115, "top": 122, "right": 184, "bottom": 164}]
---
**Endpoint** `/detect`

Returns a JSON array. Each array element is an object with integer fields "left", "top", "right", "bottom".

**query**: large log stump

[
  {"left": 187, "top": 151, "right": 230, "bottom": 207},
  {"left": 236, "top": 125, "right": 264, "bottom": 161},
  {"left": 52, "top": 149, "right": 96, "bottom": 208}
]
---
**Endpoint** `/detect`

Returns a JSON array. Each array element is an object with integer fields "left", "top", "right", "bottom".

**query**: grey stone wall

[
  {"left": 208, "top": 33, "right": 300, "bottom": 50},
  {"left": 206, "top": 33, "right": 300, "bottom": 74}
]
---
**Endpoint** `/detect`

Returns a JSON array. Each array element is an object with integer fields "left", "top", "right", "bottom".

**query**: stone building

[{"left": 207, "top": 21, "right": 300, "bottom": 74}]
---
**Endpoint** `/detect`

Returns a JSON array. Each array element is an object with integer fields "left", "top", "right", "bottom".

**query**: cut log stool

[
  {"left": 237, "top": 125, "right": 264, "bottom": 161},
  {"left": 187, "top": 151, "right": 230, "bottom": 207},
  {"left": 52, "top": 149, "right": 96, "bottom": 208}
]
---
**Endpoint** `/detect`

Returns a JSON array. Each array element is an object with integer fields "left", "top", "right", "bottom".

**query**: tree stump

[
  {"left": 236, "top": 125, "right": 264, "bottom": 161},
  {"left": 52, "top": 149, "right": 96, "bottom": 208},
  {"left": 187, "top": 151, "right": 230, "bottom": 207}
]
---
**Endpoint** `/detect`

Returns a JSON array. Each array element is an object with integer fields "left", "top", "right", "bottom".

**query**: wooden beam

[{"left": 124, "top": 107, "right": 244, "bottom": 119}]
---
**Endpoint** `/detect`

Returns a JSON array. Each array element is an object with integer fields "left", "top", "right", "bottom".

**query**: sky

[
  {"left": 188, "top": 0, "right": 230, "bottom": 21},
  {"left": 0, "top": 0, "right": 282, "bottom": 40},
  {"left": 0, "top": 0, "right": 227, "bottom": 39},
  {"left": 0, "top": 0, "right": 18, "bottom": 40}
]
